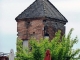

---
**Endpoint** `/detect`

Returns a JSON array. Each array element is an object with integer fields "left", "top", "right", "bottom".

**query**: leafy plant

[{"left": 15, "top": 28, "right": 80, "bottom": 60}]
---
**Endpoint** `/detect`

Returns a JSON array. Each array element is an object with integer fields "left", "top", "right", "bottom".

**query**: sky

[{"left": 0, "top": 0, "right": 80, "bottom": 53}]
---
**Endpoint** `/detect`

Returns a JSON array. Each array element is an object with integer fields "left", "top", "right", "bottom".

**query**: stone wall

[
  {"left": 43, "top": 19, "right": 65, "bottom": 40},
  {"left": 17, "top": 19, "right": 44, "bottom": 40},
  {"left": 28, "top": 19, "right": 44, "bottom": 40},
  {"left": 17, "top": 18, "right": 65, "bottom": 40},
  {"left": 17, "top": 20, "right": 27, "bottom": 40}
]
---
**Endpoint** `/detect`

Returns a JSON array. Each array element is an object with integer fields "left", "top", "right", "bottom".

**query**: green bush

[{"left": 15, "top": 28, "right": 80, "bottom": 60}]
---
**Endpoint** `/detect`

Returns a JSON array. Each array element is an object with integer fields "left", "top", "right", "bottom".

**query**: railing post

[{"left": 9, "top": 49, "right": 14, "bottom": 60}]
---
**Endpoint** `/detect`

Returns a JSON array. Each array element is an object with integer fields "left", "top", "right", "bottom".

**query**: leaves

[{"left": 15, "top": 28, "right": 80, "bottom": 60}]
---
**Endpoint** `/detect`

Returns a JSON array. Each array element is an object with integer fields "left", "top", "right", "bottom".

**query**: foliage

[
  {"left": 15, "top": 38, "right": 32, "bottom": 60},
  {"left": 15, "top": 28, "right": 80, "bottom": 60}
]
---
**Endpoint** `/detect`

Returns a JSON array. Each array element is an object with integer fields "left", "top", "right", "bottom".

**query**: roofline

[{"left": 15, "top": 17, "right": 68, "bottom": 24}]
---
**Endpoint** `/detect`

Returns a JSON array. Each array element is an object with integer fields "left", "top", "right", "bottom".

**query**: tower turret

[{"left": 15, "top": 0, "right": 68, "bottom": 47}]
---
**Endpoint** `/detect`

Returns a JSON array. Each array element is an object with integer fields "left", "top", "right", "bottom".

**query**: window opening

[
  {"left": 43, "top": 20, "right": 46, "bottom": 22},
  {"left": 33, "top": 32, "right": 35, "bottom": 34},
  {"left": 44, "top": 33, "right": 49, "bottom": 36}
]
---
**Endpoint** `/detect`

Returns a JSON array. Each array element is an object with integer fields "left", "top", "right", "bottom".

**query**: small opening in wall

[
  {"left": 44, "top": 33, "right": 49, "bottom": 38},
  {"left": 33, "top": 32, "right": 35, "bottom": 34},
  {"left": 27, "top": 22, "right": 30, "bottom": 25},
  {"left": 43, "top": 20, "right": 46, "bottom": 22},
  {"left": 44, "top": 33, "right": 49, "bottom": 36}
]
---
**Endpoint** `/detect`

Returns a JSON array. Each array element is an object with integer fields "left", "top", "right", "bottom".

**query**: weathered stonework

[
  {"left": 17, "top": 19, "right": 44, "bottom": 40},
  {"left": 43, "top": 19, "right": 65, "bottom": 40},
  {"left": 17, "top": 18, "right": 65, "bottom": 40},
  {"left": 17, "top": 20, "right": 27, "bottom": 40}
]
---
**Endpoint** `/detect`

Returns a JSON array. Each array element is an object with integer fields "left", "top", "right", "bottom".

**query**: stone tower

[{"left": 15, "top": 0, "right": 68, "bottom": 47}]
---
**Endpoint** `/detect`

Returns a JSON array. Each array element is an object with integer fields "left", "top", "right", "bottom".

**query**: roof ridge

[{"left": 42, "top": 0, "right": 46, "bottom": 17}]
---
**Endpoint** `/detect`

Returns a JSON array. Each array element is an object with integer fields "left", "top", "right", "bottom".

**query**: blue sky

[{"left": 0, "top": 0, "right": 80, "bottom": 53}]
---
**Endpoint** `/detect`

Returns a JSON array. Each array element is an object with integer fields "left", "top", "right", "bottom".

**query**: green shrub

[{"left": 15, "top": 28, "right": 80, "bottom": 60}]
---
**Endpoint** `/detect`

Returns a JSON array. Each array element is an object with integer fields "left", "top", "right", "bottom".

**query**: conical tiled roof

[{"left": 15, "top": 0, "right": 68, "bottom": 22}]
